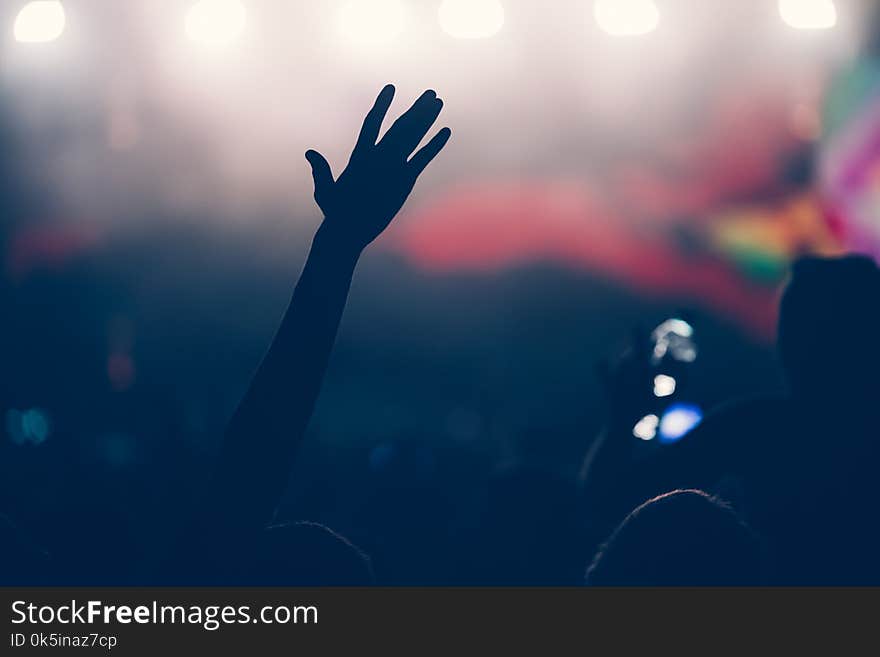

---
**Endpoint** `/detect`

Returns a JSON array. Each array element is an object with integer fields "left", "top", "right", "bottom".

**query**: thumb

[{"left": 305, "top": 149, "right": 334, "bottom": 206}]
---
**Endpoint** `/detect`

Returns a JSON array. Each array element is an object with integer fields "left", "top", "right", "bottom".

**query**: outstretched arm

[{"left": 208, "top": 85, "right": 451, "bottom": 536}]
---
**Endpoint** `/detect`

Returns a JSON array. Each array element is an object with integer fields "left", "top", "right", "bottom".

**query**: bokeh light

[
  {"left": 651, "top": 319, "right": 697, "bottom": 364},
  {"left": 593, "top": 0, "right": 659, "bottom": 37},
  {"left": 633, "top": 414, "right": 659, "bottom": 441},
  {"left": 778, "top": 0, "right": 837, "bottom": 31},
  {"left": 5, "top": 408, "right": 51, "bottom": 446},
  {"left": 658, "top": 403, "right": 703, "bottom": 444},
  {"left": 653, "top": 374, "right": 676, "bottom": 398},
  {"left": 184, "top": 0, "right": 247, "bottom": 48},
  {"left": 336, "top": 0, "right": 408, "bottom": 47},
  {"left": 13, "top": 1, "right": 66, "bottom": 44},
  {"left": 438, "top": 0, "right": 504, "bottom": 40}
]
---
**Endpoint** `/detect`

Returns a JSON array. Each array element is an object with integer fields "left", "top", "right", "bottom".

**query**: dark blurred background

[{"left": 2, "top": 0, "right": 879, "bottom": 582}]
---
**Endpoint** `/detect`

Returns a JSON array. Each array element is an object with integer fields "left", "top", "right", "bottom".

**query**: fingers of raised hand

[
  {"left": 408, "top": 127, "right": 452, "bottom": 179},
  {"left": 353, "top": 84, "right": 396, "bottom": 158},
  {"left": 379, "top": 90, "right": 444, "bottom": 159}
]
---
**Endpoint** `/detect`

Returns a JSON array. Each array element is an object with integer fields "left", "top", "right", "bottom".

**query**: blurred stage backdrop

[{"left": 2, "top": 0, "right": 880, "bottom": 581}]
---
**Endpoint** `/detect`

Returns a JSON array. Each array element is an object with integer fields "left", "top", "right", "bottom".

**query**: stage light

[
  {"left": 185, "top": 0, "right": 247, "bottom": 47},
  {"left": 653, "top": 374, "right": 676, "bottom": 398},
  {"left": 438, "top": 0, "right": 504, "bottom": 39},
  {"left": 593, "top": 0, "right": 659, "bottom": 37},
  {"left": 4, "top": 408, "right": 50, "bottom": 445},
  {"left": 658, "top": 403, "right": 702, "bottom": 444},
  {"left": 778, "top": 0, "right": 837, "bottom": 30},
  {"left": 655, "top": 318, "right": 692, "bottom": 338},
  {"left": 651, "top": 318, "right": 697, "bottom": 364},
  {"left": 633, "top": 414, "right": 659, "bottom": 441},
  {"left": 13, "top": 1, "right": 66, "bottom": 44},
  {"left": 337, "top": 0, "right": 408, "bottom": 47},
  {"left": 22, "top": 409, "right": 50, "bottom": 444}
]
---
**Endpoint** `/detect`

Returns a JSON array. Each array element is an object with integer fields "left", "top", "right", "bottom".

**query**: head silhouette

[
  {"left": 778, "top": 255, "right": 880, "bottom": 402},
  {"left": 585, "top": 490, "right": 766, "bottom": 586}
]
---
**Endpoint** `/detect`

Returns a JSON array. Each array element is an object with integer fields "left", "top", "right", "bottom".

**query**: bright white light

[
  {"left": 779, "top": 0, "right": 837, "bottom": 30},
  {"left": 659, "top": 404, "right": 702, "bottom": 444},
  {"left": 13, "top": 1, "right": 66, "bottom": 44},
  {"left": 633, "top": 414, "right": 659, "bottom": 441},
  {"left": 337, "top": 0, "right": 408, "bottom": 47},
  {"left": 653, "top": 318, "right": 693, "bottom": 339},
  {"left": 185, "top": 0, "right": 247, "bottom": 47},
  {"left": 594, "top": 0, "right": 659, "bottom": 37},
  {"left": 439, "top": 0, "right": 504, "bottom": 39},
  {"left": 653, "top": 374, "right": 676, "bottom": 398},
  {"left": 652, "top": 318, "right": 697, "bottom": 364}
]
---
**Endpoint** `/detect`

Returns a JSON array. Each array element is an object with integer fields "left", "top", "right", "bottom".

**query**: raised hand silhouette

[
  {"left": 305, "top": 85, "right": 451, "bottom": 251},
  {"left": 184, "top": 85, "right": 450, "bottom": 584}
]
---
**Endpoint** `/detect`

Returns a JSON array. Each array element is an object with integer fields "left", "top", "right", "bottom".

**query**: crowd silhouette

[{"left": 3, "top": 84, "right": 880, "bottom": 587}]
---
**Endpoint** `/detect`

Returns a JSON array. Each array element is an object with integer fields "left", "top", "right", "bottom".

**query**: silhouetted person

[
  {"left": 583, "top": 254, "right": 880, "bottom": 584},
  {"left": 586, "top": 490, "right": 766, "bottom": 586},
  {"left": 178, "top": 85, "right": 451, "bottom": 583},
  {"left": 778, "top": 255, "right": 880, "bottom": 404}
]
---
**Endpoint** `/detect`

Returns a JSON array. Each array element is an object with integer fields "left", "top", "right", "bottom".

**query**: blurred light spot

[
  {"left": 107, "top": 353, "right": 136, "bottom": 392},
  {"left": 185, "top": 0, "right": 247, "bottom": 47},
  {"left": 672, "top": 344, "right": 697, "bottom": 362},
  {"left": 5, "top": 408, "right": 50, "bottom": 445},
  {"left": 659, "top": 403, "right": 703, "bottom": 444},
  {"left": 594, "top": 0, "right": 659, "bottom": 37},
  {"left": 633, "top": 414, "right": 659, "bottom": 441},
  {"left": 6, "top": 224, "right": 103, "bottom": 281},
  {"left": 14, "top": 1, "right": 66, "bottom": 43},
  {"left": 779, "top": 0, "right": 837, "bottom": 30},
  {"left": 654, "top": 318, "right": 693, "bottom": 338},
  {"left": 652, "top": 318, "right": 697, "bottom": 364},
  {"left": 22, "top": 409, "right": 50, "bottom": 444},
  {"left": 653, "top": 374, "right": 676, "bottom": 397},
  {"left": 438, "top": 0, "right": 504, "bottom": 39},
  {"left": 337, "top": 0, "right": 408, "bottom": 47}
]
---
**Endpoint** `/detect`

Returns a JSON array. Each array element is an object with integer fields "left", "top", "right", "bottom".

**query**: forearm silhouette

[{"left": 209, "top": 85, "right": 451, "bottom": 539}]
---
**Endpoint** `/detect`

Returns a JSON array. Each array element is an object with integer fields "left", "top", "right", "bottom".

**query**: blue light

[
  {"left": 658, "top": 403, "right": 703, "bottom": 444},
  {"left": 22, "top": 409, "right": 50, "bottom": 444},
  {"left": 5, "top": 408, "right": 51, "bottom": 445}
]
